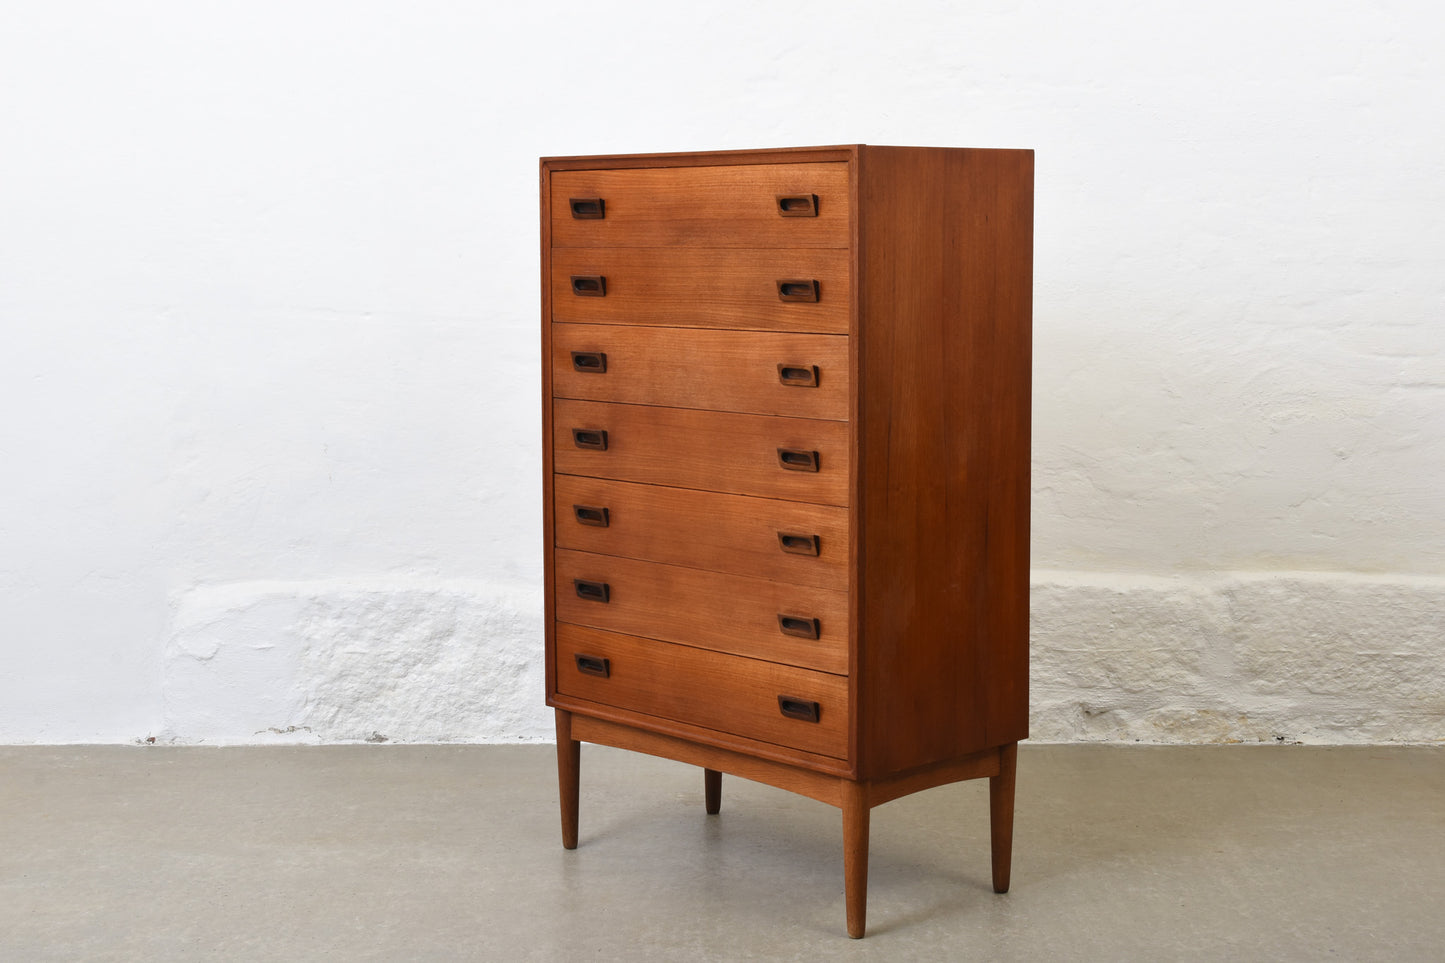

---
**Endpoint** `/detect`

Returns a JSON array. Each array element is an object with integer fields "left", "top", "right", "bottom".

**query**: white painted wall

[{"left": 2, "top": 1, "right": 1440, "bottom": 744}]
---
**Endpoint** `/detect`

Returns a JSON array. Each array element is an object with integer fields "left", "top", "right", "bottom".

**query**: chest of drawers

[{"left": 541, "top": 145, "right": 1032, "bottom": 938}]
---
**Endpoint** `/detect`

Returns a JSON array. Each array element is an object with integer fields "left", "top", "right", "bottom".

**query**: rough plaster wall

[
  {"left": 1031, "top": 574, "right": 1445, "bottom": 744},
  {"left": 158, "top": 574, "right": 1443, "bottom": 746},
  {"left": 2, "top": 2, "right": 1442, "bottom": 744},
  {"left": 165, "top": 581, "right": 545, "bottom": 744}
]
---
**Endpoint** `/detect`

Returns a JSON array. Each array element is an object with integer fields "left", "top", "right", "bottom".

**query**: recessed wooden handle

[
  {"left": 777, "top": 364, "right": 819, "bottom": 387},
  {"left": 776, "top": 279, "right": 819, "bottom": 302},
  {"left": 569, "top": 197, "right": 605, "bottom": 219},
  {"left": 777, "top": 532, "right": 820, "bottom": 556},
  {"left": 571, "top": 275, "right": 607, "bottom": 297},
  {"left": 776, "top": 194, "right": 818, "bottom": 217},
  {"left": 574, "top": 654, "right": 611, "bottom": 677},
  {"left": 777, "top": 614, "right": 820, "bottom": 640},
  {"left": 573, "top": 579, "right": 610, "bottom": 603},
  {"left": 571, "top": 351, "right": 607, "bottom": 373},
  {"left": 777, "top": 696, "right": 820, "bottom": 723},
  {"left": 571, "top": 428, "right": 608, "bottom": 451},
  {"left": 776, "top": 448, "right": 819, "bottom": 472},
  {"left": 573, "top": 504, "right": 610, "bottom": 527}
]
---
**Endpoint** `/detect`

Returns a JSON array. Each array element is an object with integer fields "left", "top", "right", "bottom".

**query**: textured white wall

[{"left": 1, "top": 2, "right": 1440, "bottom": 744}]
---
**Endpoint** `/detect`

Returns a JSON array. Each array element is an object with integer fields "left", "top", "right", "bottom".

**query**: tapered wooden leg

[
  {"left": 556, "top": 709, "right": 580, "bottom": 850},
  {"left": 842, "top": 780, "right": 870, "bottom": 939},
  {"left": 989, "top": 741, "right": 1018, "bottom": 893},
  {"left": 704, "top": 768, "right": 722, "bottom": 815}
]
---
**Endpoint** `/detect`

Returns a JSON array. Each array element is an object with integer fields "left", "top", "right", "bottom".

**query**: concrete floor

[{"left": 1, "top": 745, "right": 1442, "bottom": 961}]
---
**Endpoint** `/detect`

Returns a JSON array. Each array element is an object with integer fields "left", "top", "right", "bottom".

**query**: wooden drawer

[
  {"left": 553, "top": 399, "right": 849, "bottom": 505},
  {"left": 552, "top": 323, "right": 848, "bottom": 420},
  {"left": 553, "top": 477, "right": 848, "bottom": 591},
  {"left": 555, "top": 548, "right": 847, "bottom": 674},
  {"left": 550, "top": 247, "right": 849, "bottom": 334},
  {"left": 555, "top": 623, "right": 849, "bottom": 759},
  {"left": 550, "top": 163, "right": 849, "bottom": 250}
]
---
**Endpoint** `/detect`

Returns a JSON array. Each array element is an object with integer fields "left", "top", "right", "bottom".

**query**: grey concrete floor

[{"left": 1, "top": 745, "right": 1442, "bottom": 961}]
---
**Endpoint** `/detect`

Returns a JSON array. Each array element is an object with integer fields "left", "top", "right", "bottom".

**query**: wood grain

[
  {"left": 568, "top": 713, "right": 849, "bottom": 805},
  {"left": 551, "top": 323, "right": 849, "bottom": 420},
  {"left": 551, "top": 163, "right": 849, "bottom": 249},
  {"left": 555, "top": 624, "right": 849, "bottom": 759},
  {"left": 550, "top": 247, "right": 849, "bottom": 333},
  {"left": 862, "top": 749, "right": 1000, "bottom": 807},
  {"left": 854, "top": 146, "right": 1034, "bottom": 776},
  {"left": 552, "top": 399, "right": 850, "bottom": 505},
  {"left": 542, "top": 145, "right": 858, "bottom": 173},
  {"left": 552, "top": 476, "right": 849, "bottom": 590},
  {"left": 554, "top": 548, "right": 848, "bottom": 674}
]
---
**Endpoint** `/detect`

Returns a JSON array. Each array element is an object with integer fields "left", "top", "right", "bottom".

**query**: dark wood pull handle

[
  {"left": 776, "top": 279, "right": 819, "bottom": 302},
  {"left": 573, "top": 504, "right": 610, "bottom": 527},
  {"left": 777, "top": 532, "right": 820, "bottom": 556},
  {"left": 571, "top": 428, "right": 608, "bottom": 451},
  {"left": 777, "top": 364, "right": 818, "bottom": 387},
  {"left": 777, "top": 696, "right": 820, "bottom": 723},
  {"left": 574, "top": 654, "right": 611, "bottom": 677},
  {"left": 776, "top": 448, "right": 819, "bottom": 472},
  {"left": 571, "top": 275, "right": 607, "bottom": 297},
  {"left": 573, "top": 579, "right": 610, "bottom": 603},
  {"left": 571, "top": 351, "right": 607, "bottom": 373},
  {"left": 777, "top": 614, "right": 820, "bottom": 640},
  {"left": 776, "top": 194, "right": 818, "bottom": 217},
  {"left": 569, "top": 197, "right": 605, "bottom": 219}
]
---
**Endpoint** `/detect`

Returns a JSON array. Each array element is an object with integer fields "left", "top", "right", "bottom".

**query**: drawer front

[
  {"left": 556, "top": 624, "right": 849, "bottom": 759},
  {"left": 552, "top": 323, "right": 849, "bottom": 420},
  {"left": 555, "top": 548, "right": 847, "bottom": 674},
  {"left": 554, "top": 477, "right": 848, "bottom": 591},
  {"left": 551, "top": 163, "right": 849, "bottom": 250},
  {"left": 554, "top": 399, "right": 849, "bottom": 505},
  {"left": 551, "top": 247, "right": 849, "bottom": 334}
]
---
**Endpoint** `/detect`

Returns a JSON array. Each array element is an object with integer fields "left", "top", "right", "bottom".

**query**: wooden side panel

[
  {"left": 553, "top": 399, "right": 850, "bottom": 505},
  {"left": 550, "top": 247, "right": 849, "bottom": 333},
  {"left": 542, "top": 161, "right": 559, "bottom": 703},
  {"left": 556, "top": 624, "right": 850, "bottom": 759},
  {"left": 555, "top": 548, "right": 848, "bottom": 674},
  {"left": 551, "top": 323, "right": 849, "bottom": 420},
  {"left": 551, "top": 163, "right": 850, "bottom": 249},
  {"left": 553, "top": 477, "right": 849, "bottom": 590},
  {"left": 855, "top": 147, "right": 1033, "bottom": 777}
]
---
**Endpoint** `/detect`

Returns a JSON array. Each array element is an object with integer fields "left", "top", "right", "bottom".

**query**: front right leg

[{"left": 989, "top": 742, "right": 1018, "bottom": 892}]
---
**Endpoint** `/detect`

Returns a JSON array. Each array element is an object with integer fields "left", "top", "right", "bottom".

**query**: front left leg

[{"left": 556, "top": 709, "right": 580, "bottom": 850}]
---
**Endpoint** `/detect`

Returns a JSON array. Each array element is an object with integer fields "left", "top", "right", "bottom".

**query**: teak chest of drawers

[{"left": 541, "top": 144, "right": 1032, "bottom": 938}]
